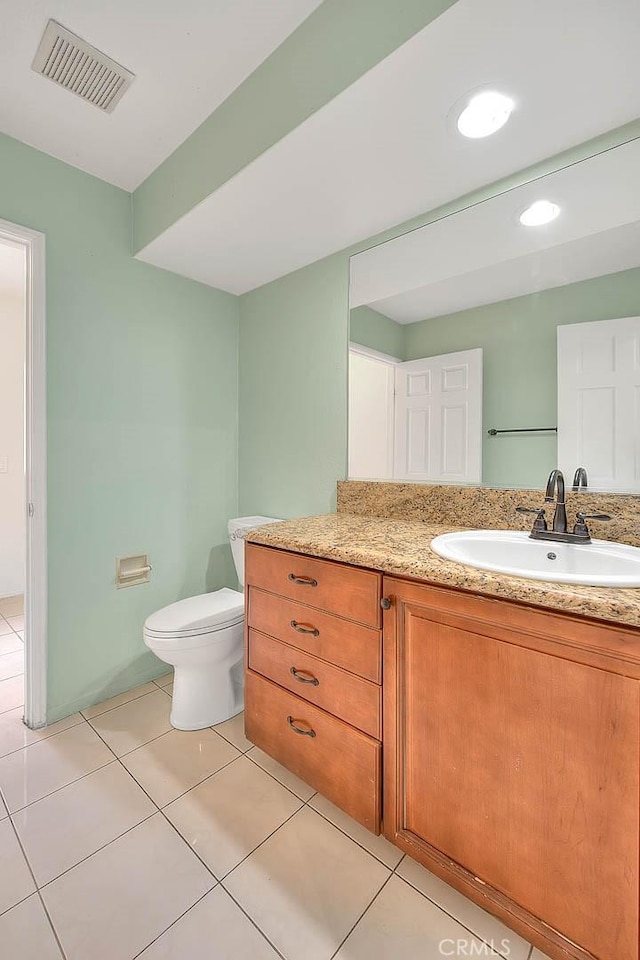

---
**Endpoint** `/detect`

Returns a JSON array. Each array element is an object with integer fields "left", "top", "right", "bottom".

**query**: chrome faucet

[
  {"left": 572, "top": 467, "right": 588, "bottom": 492},
  {"left": 544, "top": 469, "right": 568, "bottom": 533}
]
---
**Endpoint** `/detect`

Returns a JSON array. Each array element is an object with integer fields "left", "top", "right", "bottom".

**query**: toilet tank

[{"left": 228, "top": 516, "right": 281, "bottom": 588}]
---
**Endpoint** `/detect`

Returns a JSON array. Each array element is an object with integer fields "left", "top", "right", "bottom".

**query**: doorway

[{"left": 0, "top": 219, "right": 46, "bottom": 728}]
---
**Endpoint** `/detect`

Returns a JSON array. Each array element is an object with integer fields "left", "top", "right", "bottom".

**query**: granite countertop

[{"left": 247, "top": 513, "right": 640, "bottom": 629}]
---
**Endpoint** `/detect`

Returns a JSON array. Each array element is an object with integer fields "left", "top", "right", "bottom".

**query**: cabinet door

[{"left": 383, "top": 579, "right": 639, "bottom": 960}]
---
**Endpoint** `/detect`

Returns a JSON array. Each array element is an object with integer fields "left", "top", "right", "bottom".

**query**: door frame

[{"left": 0, "top": 218, "right": 47, "bottom": 728}]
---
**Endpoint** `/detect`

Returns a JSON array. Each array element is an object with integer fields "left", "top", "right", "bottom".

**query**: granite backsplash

[{"left": 337, "top": 480, "right": 640, "bottom": 548}]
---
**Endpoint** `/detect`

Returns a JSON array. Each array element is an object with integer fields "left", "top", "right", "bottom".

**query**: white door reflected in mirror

[
  {"left": 558, "top": 316, "right": 640, "bottom": 492},
  {"left": 393, "top": 348, "right": 482, "bottom": 483}
]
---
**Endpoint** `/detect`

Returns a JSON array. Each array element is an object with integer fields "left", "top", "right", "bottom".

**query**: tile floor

[
  {"left": 0, "top": 628, "right": 552, "bottom": 959},
  {"left": 0, "top": 595, "right": 25, "bottom": 717}
]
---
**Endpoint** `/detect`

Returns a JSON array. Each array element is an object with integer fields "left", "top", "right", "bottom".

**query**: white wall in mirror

[{"left": 349, "top": 347, "right": 395, "bottom": 479}]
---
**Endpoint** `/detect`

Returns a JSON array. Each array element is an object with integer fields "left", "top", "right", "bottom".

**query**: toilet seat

[{"left": 144, "top": 587, "right": 244, "bottom": 640}]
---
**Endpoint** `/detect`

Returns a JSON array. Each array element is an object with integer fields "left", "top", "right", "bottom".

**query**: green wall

[
  {"left": 403, "top": 267, "right": 640, "bottom": 487},
  {"left": 0, "top": 133, "right": 239, "bottom": 722},
  {"left": 350, "top": 305, "right": 405, "bottom": 359},
  {"left": 239, "top": 255, "right": 349, "bottom": 518}
]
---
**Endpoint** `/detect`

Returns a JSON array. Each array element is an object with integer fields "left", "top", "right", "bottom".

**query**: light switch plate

[{"left": 0, "top": 456, "right": 8, "bottom": 473}]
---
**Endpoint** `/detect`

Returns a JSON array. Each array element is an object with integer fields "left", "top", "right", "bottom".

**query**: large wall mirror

[{"left": 348, "top": 137, "right": 640, "bottom": 493}]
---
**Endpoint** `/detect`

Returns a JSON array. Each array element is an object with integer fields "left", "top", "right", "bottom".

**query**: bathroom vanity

[{"left": 243, "top": 496, "right": 640, "bottom": 960}]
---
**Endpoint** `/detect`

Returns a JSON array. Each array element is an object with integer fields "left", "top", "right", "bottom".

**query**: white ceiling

[
  {"left": 350, "top": 138, "right": 640, "bottom": 322},
  {"left": 0, "top": 0, "right": 322, "bottom": 189},
  {"left": 138, "top": 0, "right": 640, "bottom": 294},
  {"left": 0, "top": 241, "right": 26, "bottom": 298}
]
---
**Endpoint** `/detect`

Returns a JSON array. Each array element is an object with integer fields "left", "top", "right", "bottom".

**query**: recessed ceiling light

[
  {"left": 456, "top": 91, "right": 514, "bottom": 139},
  {"left": 519, "top": 200, "right": 561, "bottom": 227}
]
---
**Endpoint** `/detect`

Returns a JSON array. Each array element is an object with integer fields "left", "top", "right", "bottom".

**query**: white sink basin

[{"left": 430, "top": 530, "right": 640, "bottom": 587}]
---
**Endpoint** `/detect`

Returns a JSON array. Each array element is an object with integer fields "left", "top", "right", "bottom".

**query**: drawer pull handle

[
  {"left": 288, "top": 574, "right": 318, "bottom": 587},
  {"left": 286, "top": 716, "right": 316, "bottom": 737},
  {"left": 290, "top": 667, "right": 320, "bottom": 686},
  {"left": 290, "top": 619, "right": 319, "bottom": 636}
]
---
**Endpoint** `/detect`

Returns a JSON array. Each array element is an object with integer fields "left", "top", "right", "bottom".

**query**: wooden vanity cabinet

[
  {"left": 383, "top": 577, "right": 640, "bottom": 960},
  {"left": 244, "top": 544, "right": 383, "bottom": 832},
  {"left": 244, "top": 541, "right": 640, "bottom": 960}
]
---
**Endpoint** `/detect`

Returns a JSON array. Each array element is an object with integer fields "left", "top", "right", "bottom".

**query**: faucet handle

[
  {"left": 516, "top": 506, "right": 548, "bottom": 532},
  {"left": 572, "top": 512, "right": 612, "bottom": 538}
]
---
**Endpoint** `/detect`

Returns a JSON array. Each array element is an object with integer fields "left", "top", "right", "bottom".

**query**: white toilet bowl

[{"left": 143, "top": 516, "right": 280, "bottom": 730}]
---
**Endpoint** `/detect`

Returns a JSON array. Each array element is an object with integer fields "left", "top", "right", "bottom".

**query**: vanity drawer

[
  {"left": 246, "top": 544, "right": 381, "bottom": 628},
  {"left": 248, "top": 629, "right": 381, "bottom": 738},
  {"left": 247, "top": 588, "right": 381, "bottom": 683},
  {"left": 245, "top": 671, "right": 381, "bottom": 832}
]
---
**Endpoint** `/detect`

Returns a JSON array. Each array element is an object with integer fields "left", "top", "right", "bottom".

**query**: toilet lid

[{"left": 144, "top": 588, "right": 244, "bottom": 637}]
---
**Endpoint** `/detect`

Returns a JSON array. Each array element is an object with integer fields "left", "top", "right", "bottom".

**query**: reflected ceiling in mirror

[{"left": 348, "top": 138, "right": 640, "bottom": 493}]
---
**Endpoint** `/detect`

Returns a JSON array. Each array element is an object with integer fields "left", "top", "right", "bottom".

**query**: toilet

[{"left": 143, "top": 516, "right": 280, "bottom": 730}]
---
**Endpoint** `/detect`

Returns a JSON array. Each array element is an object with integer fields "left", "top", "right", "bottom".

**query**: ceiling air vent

[{"left": 32, "top": 20, "right": 134, "bottom": 113}]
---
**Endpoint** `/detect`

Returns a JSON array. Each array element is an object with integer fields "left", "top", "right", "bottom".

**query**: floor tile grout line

[
  {"left": 85, "top": 721, "right": 224, "bottom": 890},
  {"left": 215, "top": 734, "right": 252, "bottom": 754},
  {"left": 87, "top": 724, "right": 308, "bottom": 893},
  {"left": 305, "top": 801, "right": 404, "bottom": 872},
  {"left": 32, "top": 809, "right": 158, "bottom": 893},
  {"left": 82, "top": 724, "right": 165, "bottom": 811},
  {"left": 86, "top": 718, "right": 262, "bottom": 826},
  {"left": 210, "top": 725, "right": 253, "bottom": 754},
  {"left": 0, "top": 888, "right": 35, "bottom": 921},
  {"left": 0, "top": 646, "right": 24, "bottom": 659},
  {"left": 4, "top": 755, "right": 116, "bottom": 817},
  {"left": 0, "top": 670, "right": 25, "bottom": 682},
  {"left": 216, "top": 802, "right": 305, "bottom": 884},
  {"left": 86, "top": 712, "right": 246, "bottom": 771},
  {"left": 150, "top": 749, "right": 306, "bottom": 888},
  {"left": 0, "top": 692, "right": 25, "bottom": 714},
  {"left": 393, "top": 870, "right": 521, "bottom": 960},
  {"left": 81, "top": 685, "right": 169, "bottom": 722},
  {"left": 35, "top": 888, "right": 71, "bottom": 960},
  {"left": 0, "top": 714, "right": 87, "bottom": 760},
  {"left": 85, "top": 718, "right": 176, "bottom": 758},
  {"left": 128, "top": 886, "right": 218, "bottom": 960},
  {"left": 154, "top": 746, "right": 245, "bottom": 811},
  {"left": 329, "top": 870, "right": 395, "bottom": 960},
  {"left": 243, "top": 748, "right": 316, "bottom": 802},
  {"left": 1, "top": 794, "right": 69, "bottom": 959},
  {"left": 0, "top": 694, "right": 117, "bottom": 791},
  {"left": 218, "top": 882, "right": 289, "bottom": 960}
]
